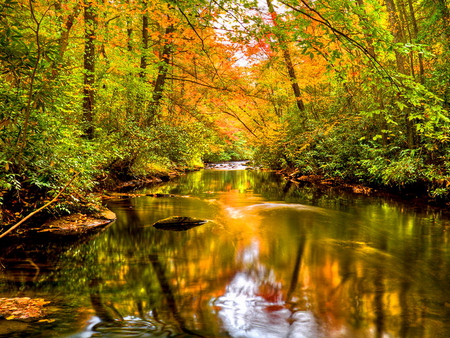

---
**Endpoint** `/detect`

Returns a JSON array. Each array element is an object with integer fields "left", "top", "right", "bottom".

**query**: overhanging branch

[{"left": 279, "top": 0, "right": 400, "bottom": 89}]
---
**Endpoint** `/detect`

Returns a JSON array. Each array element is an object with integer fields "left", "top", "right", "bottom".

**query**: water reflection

[
  {"left": 215, "top": 239, "right": 321, "bottom": 338},
  {"left": 2, "top": 169, "right": 450, "bottom": 337}
]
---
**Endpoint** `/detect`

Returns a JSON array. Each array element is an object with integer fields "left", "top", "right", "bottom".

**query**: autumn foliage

[
  {"left": 1, "top": 0, "right": 450, "bottom": 226},
  {"left": 0, "top": 297, "right": 51, "bottom": 321}
]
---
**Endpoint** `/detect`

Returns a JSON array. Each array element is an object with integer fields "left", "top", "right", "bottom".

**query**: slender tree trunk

[
  {"left": 83, "top": 0, "right": 96, "bottom": 139},
  {"left": 355, "top": 0, "right": 388, "bottom": 145},
  {"left": 127, "top": 24, "right": 133, "bottom": 52},
  {"left": 55, "top": 2, "right": 82, "bottom": 68},
  {"left": 17, "top": 0, "right": 42, "bottom": 164},
  {"left": 139, "top": 14, "right": 149, "bottom": 77},
  {"left": 283, "top": 48, "right": 306, "bottom": 112},
  {"left": 385, "top": 0, "right": 407, "bottom": 75},
  {"left": 126, "top": 0, "right": 133, "bottom": 52},
  {"left": 147, "top": 22, "right": 175, "bottom": 124},
  {"left": 398, "top": 0, "right": 415, "bottom": 77},
  {"left": 406, "top": 0, "right": 424, "bottom": 82},
  {"left": 266, "top": 0, "right": 306, "bottom": 115},
  {"left": 385, "top": 0, "right": 420, "bottom": 147}
]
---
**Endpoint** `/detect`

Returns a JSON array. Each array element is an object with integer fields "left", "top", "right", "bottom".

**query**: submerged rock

[{"left": 152, "top": 216, "right": 207, "bottom": 231}]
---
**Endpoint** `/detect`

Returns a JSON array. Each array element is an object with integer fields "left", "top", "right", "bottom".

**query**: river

[{"left": 1, "top": 165, "right": 450, "bottom": 337}]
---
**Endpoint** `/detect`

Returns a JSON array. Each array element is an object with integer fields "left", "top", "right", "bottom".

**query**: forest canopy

[{"left": 1, "top": 0, "right": 449, "bottom": 224}]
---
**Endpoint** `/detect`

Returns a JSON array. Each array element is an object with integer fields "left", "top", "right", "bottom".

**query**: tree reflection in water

[
  {"left": 215, "top": 239, "right": 321, "bottom": 338},
  {"left": 3, "top": 169, "right": 450, "bottom": 338},
  {"left": 72, "top": 170, "right": 450, "bottom": 338}
]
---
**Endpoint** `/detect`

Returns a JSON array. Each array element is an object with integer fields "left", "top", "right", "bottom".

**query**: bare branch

[{"left": 0, "top": 173, "right": 80, "bottom": 238}]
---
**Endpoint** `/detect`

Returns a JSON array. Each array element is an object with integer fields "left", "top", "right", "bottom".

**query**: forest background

[{"left": 0, "top": 0, "right": 449, "bottom": 227}]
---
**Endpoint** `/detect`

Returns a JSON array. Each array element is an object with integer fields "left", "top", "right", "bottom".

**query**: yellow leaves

[
  {"left": 34, "top": 299, "right": 51, "bottom": 306},
  {"left": 323, "top": 121, "right": 338, "bottom": 136},
  {"left": 38, "top": 319, "right": 56, "bottom": 323}
]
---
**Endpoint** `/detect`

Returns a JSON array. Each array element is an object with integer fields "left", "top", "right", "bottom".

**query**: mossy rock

[{"left": 152, "top": 216, "right": 207, "bottom": 231}]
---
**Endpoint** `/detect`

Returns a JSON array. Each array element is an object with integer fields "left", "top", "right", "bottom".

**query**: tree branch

[
  {"left": 0, "top": 173, "right": 79, "bottom": 238},
  {"left": 279, "top": 0, "right": 399, "bottom": 89}
]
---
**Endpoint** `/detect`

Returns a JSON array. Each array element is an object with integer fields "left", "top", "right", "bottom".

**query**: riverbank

[
  {"left": 1, "top": 160, "right": 449, "bottom": 240},
  {"left": 278, "top": 166, "right": 450, "bottom": 213},
  {"left": 0, "top": 164, "right": 205, "bottom": 239}
]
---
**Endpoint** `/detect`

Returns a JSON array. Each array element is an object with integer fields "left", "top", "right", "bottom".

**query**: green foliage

[
  {"left": 253, "top": 134, "right": 288, "bottom": 169},
  {"left": 203, "top": 132, "right": 253, "bottom": 163}
]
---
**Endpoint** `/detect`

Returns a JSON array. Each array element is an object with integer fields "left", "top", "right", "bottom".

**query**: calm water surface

[{"left": 1, "top": 168, "right": 450, "bottom": 337}]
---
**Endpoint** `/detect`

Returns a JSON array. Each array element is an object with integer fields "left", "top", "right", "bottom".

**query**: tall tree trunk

[
  {"left": 406, "top": 0, "right": 424, "bottom": 83},
  {"left": 439, "top": 0, "right": 450, "bottom": 109},
  {"left": 283, "top": 48, "right": 306, "bottom": 113},
  {"left": 17, "top": 0, "right": 42, "bottom": 164},
  {"left": 266, "top": 0, "right": 306, "bottom": 116},
  {"left": 385, "top": 0, "right": 407, "bottom": 75},
  {"left": 83, "top": 0, "right": 96, "bottom": 139},
  {"left": 126, "top": 0, "right": 133, "bottom": 52},
  {"left": 55, "top": 1, "right": 82, "bottom": 70},
  {"left": 385, "top": 0, "right": 420, "bottom": 147},
  {"left": 127, "top": 23, "right": 133, "bottom": 52},
  {"left": 398, "top": 0, "right": 414, "bottom": 77},
  {"left": 139, "top": 14, "right": 149, "bottom": 77},
  {"left": 147, "top": 22, "right": 175, "bottom": 124},
  {"left": 355, "top": 0, "right": 388, "bottom": 145}
]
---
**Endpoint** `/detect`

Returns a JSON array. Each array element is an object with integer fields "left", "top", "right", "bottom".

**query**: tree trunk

[
  {"left": 127, "top": 23, "right": 133, "bottom": 52},
  {"left": 398, "top": 0, "right": 415, "bottom": 77},
  {"left": 126, "top": 0, "right": 133, "bottom": 52},
  {"left": 406, "top": 0, "right": 424, "bottom": 82},
  {"left": 283, "top": 48, "right": 306, "bottom": 112},
  {"left": 139, "top": 14, "right": 149, "bottom": 77},
  {"left": 385, "top": 0, "right": 421, "bottom": 147},
  {"left": 385, "top": 0, "right": 407, "bottom": 75},
  {"left": 83, "top": 0, "right": 96, "bottom": 139},
  {"left": 55, "top": 2, "right": 82, "bottom": 70},
  {"left": 266, "top": 0, "right": 306, "bottom": 115},
  {"left": 355, "top": 0, "right": 389, "bottom": 145},
  {"left": 147, "top": 23, "right": 175, "bottom": 124}
]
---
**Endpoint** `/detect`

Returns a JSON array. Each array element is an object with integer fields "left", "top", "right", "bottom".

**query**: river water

[{"left": 1, "top": 166, "right": 450, "bottom": 337}]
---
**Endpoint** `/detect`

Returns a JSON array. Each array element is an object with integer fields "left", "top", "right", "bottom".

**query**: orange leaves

[
  {"left": 0, "top": 297, "right": 51, "bottom": 320},
  {"left": 243, "top": 36, "right": 275, "bottom": 60}
]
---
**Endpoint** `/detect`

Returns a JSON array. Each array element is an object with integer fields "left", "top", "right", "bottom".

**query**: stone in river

[{"left": 152, "top": 216, "right": 208, "bottom": 231}]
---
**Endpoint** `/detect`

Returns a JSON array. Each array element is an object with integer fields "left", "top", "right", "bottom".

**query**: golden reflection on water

[
  {"left": 3, "top": 169, "right": 449, "bottom": 338},
  {"left": 90, "top": 170, "right": 450, "bottom": 337}
]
